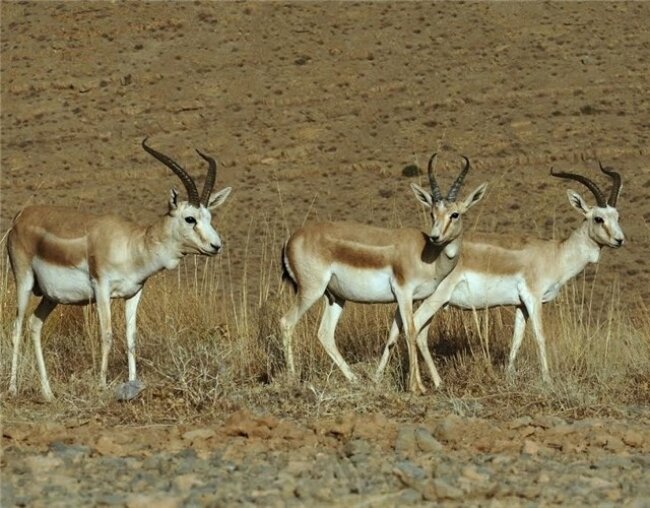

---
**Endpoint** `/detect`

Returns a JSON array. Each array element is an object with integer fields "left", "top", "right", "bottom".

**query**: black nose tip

[
  {"left": 615, "top": 238, "right": 624, "bottom": 246},
  {"left": 211, "top": 243, "right": 221, "bottom": 252},
  {"left": 430, "top": 235, "right": 440, "bottom": 242}
]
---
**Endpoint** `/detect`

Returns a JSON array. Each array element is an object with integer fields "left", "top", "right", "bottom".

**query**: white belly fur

[
  {"left": 450, "top": 272, "right": 522, "bottom": 309},
  {"left": 32, "top": 258, "right": 144, "bottom": 304},
  {"left": 33, "top": 258, "right": 93, "bottom": 304},
  {"left": 327, "top": 265, "right": 395, "bottom": 303}
]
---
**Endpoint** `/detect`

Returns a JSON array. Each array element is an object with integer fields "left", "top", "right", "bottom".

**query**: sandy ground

[{"left": 2, "top": 2, "right": 650, "bottom": 506}]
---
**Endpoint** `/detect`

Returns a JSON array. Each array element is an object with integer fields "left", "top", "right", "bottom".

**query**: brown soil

[{"left": 2, "top": 2, "right": 649, "bottom": 506}]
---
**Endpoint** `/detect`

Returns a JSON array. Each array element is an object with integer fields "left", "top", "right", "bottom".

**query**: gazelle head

[
  {"left": 142, "top": 138, "right": 232, "bottom": 256},
  {"left": 411, "top": 153, "right": 488, "bottom": 245},
  {"left": 551, "top": 162, "right": 624, "bottom": 249}
]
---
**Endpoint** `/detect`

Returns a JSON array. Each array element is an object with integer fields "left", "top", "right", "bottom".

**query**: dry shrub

[{"left": 1, "top": 216, "right": 648, "bottom": 422}]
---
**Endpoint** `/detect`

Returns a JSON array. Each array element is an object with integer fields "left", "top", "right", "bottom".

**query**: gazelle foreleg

[
  {"left": 124, "top": 289, "right": 143, "bottom": 382},
  {"left": 95, "top": 284, "right": 113, "bottom": 388},
  {"left": 29, "top": 297, "right": 57, "bottom": 401},
  {"left": 393, "top": 285, "right": 425, "bottom": 394},
  {"left": 413, "top": 294, "right": 450, "bottom": 388}
]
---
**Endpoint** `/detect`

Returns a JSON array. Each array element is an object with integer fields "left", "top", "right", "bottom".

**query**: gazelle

[
  {"left": 280, "top": 154, "right": 488, "bottom": 393},
  {"left": 376, "top": 162, "right": 624, "bottom": 386},
  {"left": 7, "top": 138, "right": 232, "bottom": 401}
]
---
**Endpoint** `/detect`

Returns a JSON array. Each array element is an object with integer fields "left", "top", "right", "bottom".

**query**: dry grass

[{"left": 1, "top": 215, "right": 649, "bottom": 426}]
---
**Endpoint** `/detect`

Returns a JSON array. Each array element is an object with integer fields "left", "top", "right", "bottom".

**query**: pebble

[{"left": 414, "top": 427, "right": 444, "bottom": 453}]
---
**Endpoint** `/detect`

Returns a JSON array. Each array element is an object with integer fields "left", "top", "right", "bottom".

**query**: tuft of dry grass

[{"left": 1, "top": 215, "right": 648, "bottom": 425}]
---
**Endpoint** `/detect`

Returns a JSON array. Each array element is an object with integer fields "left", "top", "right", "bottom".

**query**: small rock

[
  {"left": 461, "top": 465, "right": 490, "bottom": 483},
  {"left": 324, "top": 415, "right": 355, "bottom": 438},
  {"left": 581, "top": 475, "right": 616, "bottom": 489},
  {"left": 173, "top": 473, "right": 203, "bottom": 493},
  {"left": 24, "top": 454, "right": 64, "bottom": 474},
  {"left": 395, "top": 427, "right": 417, "bottom": 456},
  {"left": 432, "top": 415, "right": 464, "bottom": 444},
  {"left": 522, "top": 439, "right": 541, "bottom": 455},
  {"left": 95, "top": 436, "right": 125, "bottom": 456},
  {"left": 415, "top": 427, "right": 444, "bottom": 453},
  {"left": 394, "top": 461, "right": 427, "bottom": 481},
  {"left": 508, "top": 416, "right": 533, "bottom": 430},
  {"left": 115, "top": 379, "right": 145, "bottom": 401},
  {"left": 604, "top": 436, "right": 626, "bottom": 453},
  {"left": 531, "top": 415, "right": 565, "bottom": 429},
  {"left": 343, "top": 438, "right": 372, "bottom": 458},
  {"left": 622, "top": 430, "right": 645, "bottom": 448},
  {"left": 126, "top": 494, "right": 184, "bottom": 508},
  {"left": 398, "top": 488, "right": 423, "bottom": 504},
  {"left": 182, "top": 428, "right": 216, "bottom": 443},
  {"left": 49, "top": 442, "right": 90, "bottom": 464},
  {"left": 433, "top": 478, "right": 464, "bottom": 500}
]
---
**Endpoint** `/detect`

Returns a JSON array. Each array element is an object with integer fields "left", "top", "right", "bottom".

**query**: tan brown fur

[{"left": 280, "top": 178, "right": 488, "bottom": 393}]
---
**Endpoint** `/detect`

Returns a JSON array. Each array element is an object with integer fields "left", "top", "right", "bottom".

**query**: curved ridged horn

[
  {"left": 427, "top": 153, "right": 444, "bottom": 203},
  {"left": 598, "top": 161, "right": 622, "bottom": 207},
  {"left": 142, "top": 138, "right": 200, "bottom": 206},
  {"left": 196, "top": 149, "right": 217, "bottom": 206},
  {"left": 550, "top": 167, "right": 606, "bottom": 207},
  {"left": 446, "top": 156, "right": 470, "bottom": 202}
]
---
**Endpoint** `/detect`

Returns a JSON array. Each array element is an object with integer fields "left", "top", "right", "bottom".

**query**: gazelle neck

[
  {"left": 558, "top": 220, "right": 601, "bottom": 283},
  {"left": 141, "top": 215, "right": 185, "bottom": 272},
  {"left": 424, "top": 232, "right": 463, "bottom": 278}
]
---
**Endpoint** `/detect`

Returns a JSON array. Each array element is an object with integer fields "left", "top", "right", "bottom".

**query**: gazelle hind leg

[
  {"left": 9, "top": 271, "right": 34, "bottom": 396},
  {"left": 375, "top": 309, "right": 401, "bottom": 381},
  {"left": 317, "top": 296, "right": 356, "bottom": 381},
  {"left": 519, "top": 292, "right": 551, "bottom": 383},
  {"left": 280, "top": 285, "right": 326, "bottom": 378},
  {"left": 413, "top": 295, "right": 448, "bottom": 388},
  {"left": 506, "top": 306, "right": 528, "bottom": 378},
  {"left": 29, "top": 297, "right": 58, "bottom": 401}
]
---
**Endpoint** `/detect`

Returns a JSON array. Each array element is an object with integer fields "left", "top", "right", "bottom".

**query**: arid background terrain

[{"left": 1, "top": 2, "right": 649, "bottom": 506}]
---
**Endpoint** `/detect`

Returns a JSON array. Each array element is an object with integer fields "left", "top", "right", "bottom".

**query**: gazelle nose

[
  {"left": 615, "top": 238, "right": 624, "bottom": 247},
  {"left": 430, "top": 234, "right": 440, "bottom": 243},
  {"left": 211, "top": 243, "right": 221, "bottom": 252}
]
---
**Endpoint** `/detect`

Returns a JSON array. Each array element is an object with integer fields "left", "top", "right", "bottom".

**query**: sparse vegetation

[{"left": 2, "top": 213, "right": 648, "bottom": 423}]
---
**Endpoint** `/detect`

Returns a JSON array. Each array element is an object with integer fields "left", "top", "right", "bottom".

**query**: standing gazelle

[
  {"left": 280, "top": 154, "right": 488, "bottom": 393},
  {"left": 376, "top": 162, "right": 624, "bottom": 386},
  {"left": 8, "top": 138, "right": 232, "bottom": 401}
]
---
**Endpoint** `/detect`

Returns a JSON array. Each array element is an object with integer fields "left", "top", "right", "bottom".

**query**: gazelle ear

[
  {"left": 411, "top": 183, "right": 434, "bottom": 208},
  {"left": 460, "top": 182, "right": 488, "bottom": 212},
  {"left": 208, "top": 187, "right": 232, "bottom": 209},
  {"left": 169, "top": 189, "right": 179, "bottom": 211},
  {"left": 566, "top": 189, "right": 590, "bottom": 215}
]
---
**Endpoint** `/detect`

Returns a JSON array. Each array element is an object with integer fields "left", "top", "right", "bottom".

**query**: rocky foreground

[{"left": 3, "top": 409, "right": 649, "bottom": 507}]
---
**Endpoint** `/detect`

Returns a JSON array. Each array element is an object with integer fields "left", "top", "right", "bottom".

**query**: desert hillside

[{"left": 1, "top": 3, "right": 649, "bottom": 506}]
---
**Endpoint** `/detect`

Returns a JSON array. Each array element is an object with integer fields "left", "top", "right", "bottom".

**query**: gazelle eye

[
  {"left": 185, "top": 216, "right": 197, "bottom": 225},
  {"left": 594, "top": 216, "right": 604, "bottom": 224},
  {"left": 450, "top": 212, "right": 460, "bottom": 220}
]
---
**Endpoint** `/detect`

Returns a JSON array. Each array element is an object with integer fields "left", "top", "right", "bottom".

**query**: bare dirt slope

[
  {"left": 2, "top": 2, "right": 649, "bottom": 506},
  {"left": 2, "top": 2, "right": 649, "bottom": 302}
]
